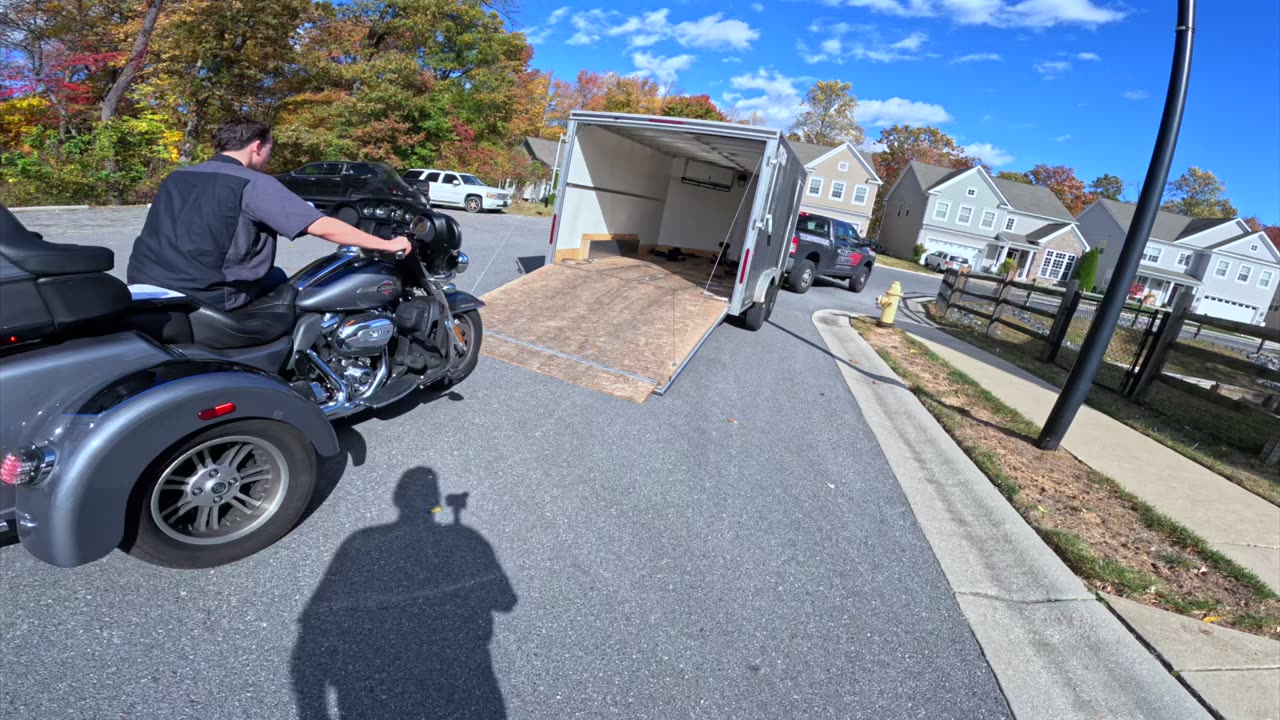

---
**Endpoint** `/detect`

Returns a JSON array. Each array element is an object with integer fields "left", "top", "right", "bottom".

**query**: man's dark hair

[{"left": 212, "top": 119, "right": 272, "bottom": 152}]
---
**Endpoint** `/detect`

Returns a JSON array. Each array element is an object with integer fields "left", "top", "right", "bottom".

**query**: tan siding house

[{"left": 791, "top": 142, "right": 882, "bottom": 236}]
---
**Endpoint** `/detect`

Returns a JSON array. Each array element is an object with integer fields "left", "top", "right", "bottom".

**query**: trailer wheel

[
  {"left": 464, "top": 195, "right": 483, "bottom": 213},
  {"left": 741, "top": 282, "right": 778, "bottom": 331},
  {"left": 849, "top": 266, "right": 871, "bottom": 293},
  {"left": 786, "top": 259, "right": 815, "bottom": 294},
  {"left": 122, "top": 420, "right": 317, "bottom": 569}
]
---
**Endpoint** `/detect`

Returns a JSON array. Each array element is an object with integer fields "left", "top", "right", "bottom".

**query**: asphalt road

[{"left": 3, "top": 209, "right": 1007, "bottom": 719}]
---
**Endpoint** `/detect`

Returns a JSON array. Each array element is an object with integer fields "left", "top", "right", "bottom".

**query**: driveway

[{"left": 2, "top": 210, "right": 1007, "bottom": 719}]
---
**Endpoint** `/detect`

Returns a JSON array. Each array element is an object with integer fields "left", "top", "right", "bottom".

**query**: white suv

[{"left": 402, "top": 169, "right": 511, "bottom": 213}]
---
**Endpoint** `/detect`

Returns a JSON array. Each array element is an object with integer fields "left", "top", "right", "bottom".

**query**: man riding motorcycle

[{"left": 127, "top": 118, "right": 414, "bottom": 312}]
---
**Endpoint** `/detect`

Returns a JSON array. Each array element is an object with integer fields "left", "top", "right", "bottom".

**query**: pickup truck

[{"left": 784, "top": 211, "right": 876, "bottom": 294}]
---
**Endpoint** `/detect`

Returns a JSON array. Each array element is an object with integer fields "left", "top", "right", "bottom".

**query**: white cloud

[
  {"left": 830, "top": 0, "right": 1126, "bottom": 28},
  {"left": 801, "top": 26, "right": 928, "bottom": 63},
  {"left": 862, "top": 140, "right": 889, "bottom": 153},
  {"left": 1034, "top": 60, "right": 1072, "bottom": 78},
  {"left": 548, "top": 6, "right": 571, "bottom": 24},
  {"left": 723, "top": 55, "right": 743, "bottom": 63},
  {"left": 631, "top": 52, "right": 696, "bottom": 83},
  {"left": 526, "top": 5, "right": 573, "bottom": 43},
  {"left": 1055, "top": 134, "right": 1072, "bottom": 142},
  {"left": 890, "top": 31, "right": 928, "bottom": 51},
  {"left": 1122, "top": 89, "right": 1149, "bottom": 100},
  {"left": 570, "top": 9, "right": 759, "bottom": 51},
  {"left": 751, "top": 1, "right": 765, "bottom": 10},
  {"left": 859, "top": 97, "right": 953, "bottom": 126},
  {"left": 950, "top": 52, "right": 1002, "bottom": 63},
  {"left": 964, "top": 142, "right": 1015, "bottom": 166},
  {"left": 1076, "top": 51, "right": 1101, "bottom": 60},
  {"left": 724, "top": 69, "right": 806, "bottom": 129}
]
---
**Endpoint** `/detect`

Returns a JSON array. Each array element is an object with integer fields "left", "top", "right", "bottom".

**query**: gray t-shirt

[{"left": 128, "top": 154, "right": 324, "bottom": 310}]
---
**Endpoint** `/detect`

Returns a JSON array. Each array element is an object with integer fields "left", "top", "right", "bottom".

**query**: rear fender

[
  {"left": 445, "top": 290, "right": 485, "bottom": 314},
  {"left": 752, "top": 270, "right": 782, "bottom": 303},
  {"left": 15, "top": 365, "right": 337, "bottom": 567}
]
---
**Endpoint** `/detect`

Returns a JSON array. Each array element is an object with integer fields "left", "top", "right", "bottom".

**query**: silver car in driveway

[{"left": 923, "top": 251, "right": 972, "bottom": 273}]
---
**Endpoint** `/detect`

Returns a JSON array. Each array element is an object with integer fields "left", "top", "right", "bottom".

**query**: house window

[
  {"left": 830, "top": 181, "right": 846, "bottom": 200},
  {"left": 1142, "top": 246, "right": 1163, "bottom": 263},
  {"left": 1004, "top": 217, "right": 1017, "bottom": 232},
  {"left": 1213, "top": 259, "right": 1231, "bottom": 278},
  {"left": 1039, "top": 250, "right": 1077, "bottom": 281},
  {"left": 1251, "top": 243, "right": 1260, "bottom": 252},
  {"left": 979, "top": 210, "right": 997, "bottom": 230},
  {"left": 1176, "top": 251, "right": 1192, "bottom": 268},
  {"left": 852, "top": 185, "right": 870, "bottom": 205},
  {"left": 807, "top": 177, "right": 823, "bottom": 196},
  {"left": 934, "top": 201, "right": 951, "bottom": 221},
  {"left": 1237, "top": 264, "right": 1254, "bottom": 283},
  {"left": 965, "top": 187, "right": 977, "bottom": 197},
  {"left": 957, "top": 205, "right": 974, "bottom": 226},
  {"left": 837, "top": 161, "right": 849, "bottom": 172},
  {"left": 1260, "top": 269, "right": 1275, "bottom": 289}
]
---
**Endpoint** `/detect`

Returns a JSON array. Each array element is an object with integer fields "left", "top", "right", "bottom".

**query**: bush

[
  {"left": 1075, "top": 248, "right": 1100, "bottom": 291},
  {"left": 912, "top": 243, "right": 926, "bottom": 262},
  {"left": 998, "top": 258, "right": 1019, "bottom": 276}
]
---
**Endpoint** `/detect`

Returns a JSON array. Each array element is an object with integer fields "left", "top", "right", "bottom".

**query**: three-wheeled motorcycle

[{"left": 0, "top": 199, "right": 482, "bottom": 569}]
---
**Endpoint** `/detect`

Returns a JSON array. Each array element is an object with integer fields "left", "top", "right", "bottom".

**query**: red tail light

[
  {"left": 549, "top": 214, "right": 557, "bottom": 245},
  {"left": 197, "top": 402, "right": 236, "bottom": 421},
  {"left": 1, "top": 446, "right": 54, "bottom": 486},
  {"left": 738, "top": 249, "right": 751, "bottom": 284},
  {"left": 790, "top": 237, "right": 798, "bottom": 255}
]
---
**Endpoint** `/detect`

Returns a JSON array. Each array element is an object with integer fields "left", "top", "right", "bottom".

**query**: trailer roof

[{"left": 569, "top": 111, "right": 781, "bottom": 173}]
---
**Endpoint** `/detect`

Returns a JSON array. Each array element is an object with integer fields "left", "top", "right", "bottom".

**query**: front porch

[
  {"left": 1131, "top": 268, "right": 1202, "bottom": 308},
  {"left": 978, "top": 238, "right": 1039, "bottom": 281}
]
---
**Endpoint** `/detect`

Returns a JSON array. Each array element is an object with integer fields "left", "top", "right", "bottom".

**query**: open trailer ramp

[{"left": 480, "top": 256, "right": 729, "bottom": 403}]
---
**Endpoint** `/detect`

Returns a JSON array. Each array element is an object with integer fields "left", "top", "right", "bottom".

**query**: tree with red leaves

[
  {"left": 869, "top": 124, "right": 981, "bottom": 236},
  {"left": 662, "top": 95, "right": 726, "bottom": 122},
  {"left": 1027, "top": 164, "right": 1095, "bottom": 216}
]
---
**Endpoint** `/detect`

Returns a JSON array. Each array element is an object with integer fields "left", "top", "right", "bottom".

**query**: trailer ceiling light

[
  {"left": 1, "top": 446, "right": 54, "bottom": 486},
  {"left": 197, "top": 402, "right": 237, "bottom": 421}
]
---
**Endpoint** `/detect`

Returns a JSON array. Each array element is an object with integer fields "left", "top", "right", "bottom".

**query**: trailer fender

[
  {"left": 752, "top": 269, "right": 783, "bottom": 304},
  {"left": 446, "top": 290, "right": 485, "bottom": 314},
  {"left": 15, "top": 365, "right": 338, "bottom": 568}
]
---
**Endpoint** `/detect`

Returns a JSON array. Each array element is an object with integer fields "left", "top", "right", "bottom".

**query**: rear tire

[
  {"left": 464, "top": 195, "right": 482, "bottom": 213},
  {"left": 786, "top": 259, "right": 815, "bottom": 294},
  {"left": 122, "top": 420, "right": 317, "bottom": 569},
  {"left": 431, "top": 310, "right": 483, "bottom": 389},
  {"left": 741, "top": 282, "right": 778, "bottom": 331},
  {"left": 849, "top": 266, "right": 871, "bottom": 293}
]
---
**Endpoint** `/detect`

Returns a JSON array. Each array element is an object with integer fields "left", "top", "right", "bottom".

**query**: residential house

[
  {"left": 791, "top": 141, "right": 882, "bottom": 236},
  {"left": 509, "top": 136, "right": 563, "bottom": 201},
  {"left": 877, "top": 161, "right": 1089, "bottom": 285},
  {"left": 1076, "top": 199, "right": 1280, "bottom": 325}
]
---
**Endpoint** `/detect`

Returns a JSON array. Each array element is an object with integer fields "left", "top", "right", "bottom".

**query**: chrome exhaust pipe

[{"left": 306, "top": 350, "right": 349, "bottom": 415}]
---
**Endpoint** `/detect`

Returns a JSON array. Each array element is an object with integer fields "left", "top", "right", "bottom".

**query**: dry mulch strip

[{"left": 855, "top": 319, "right": 1280, "bottom": 640}]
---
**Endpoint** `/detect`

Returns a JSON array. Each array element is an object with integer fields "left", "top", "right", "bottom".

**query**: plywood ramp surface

[{"left": 480, "top": 257, "right": 728, "bottom": 402}]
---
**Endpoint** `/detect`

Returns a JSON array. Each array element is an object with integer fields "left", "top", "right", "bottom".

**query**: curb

[
  {"left": 9, "top": 205, "right": 90, "bottom": 212},
  {"left": 812, "top": 309, "right": 1211, "bottom": 720}
]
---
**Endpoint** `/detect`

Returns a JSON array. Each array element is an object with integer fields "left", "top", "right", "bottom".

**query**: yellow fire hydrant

[{"left": 875, "top": 281, "right": 903, "bottom": 327}]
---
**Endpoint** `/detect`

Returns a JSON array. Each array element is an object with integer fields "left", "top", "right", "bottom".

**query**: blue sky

[{"left": 515, "top": 0, "right": 1280, "bottom": 224}]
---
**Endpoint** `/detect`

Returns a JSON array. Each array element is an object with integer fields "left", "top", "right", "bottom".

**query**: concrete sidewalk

[{"left": 899, "top": 317, "right": 1280, "bottom": 595}]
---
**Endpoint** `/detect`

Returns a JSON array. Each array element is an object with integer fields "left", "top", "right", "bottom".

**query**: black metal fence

[{"left": 1053, "top": 293, "right": 1164, "bottom": 394}]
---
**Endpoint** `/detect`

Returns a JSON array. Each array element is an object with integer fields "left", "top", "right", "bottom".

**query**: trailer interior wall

[
  {"left": 657, "top": 169, "right": 759, "bottom": 261},
  {"left": 555, "top": 125, "right": 669, "bottom": 260}
]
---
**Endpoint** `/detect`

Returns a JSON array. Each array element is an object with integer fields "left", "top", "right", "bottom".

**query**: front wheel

[
  {"left": 122, "top": 420, "right": 317, "bottom": 569},
  {"left": 848, "top": 266, "right": 871, "bottom": 293},
  {"left": 464, "top": 196, "right": 482, "bottom": 213},
  {"left": 431, "top": 310, "right": 483, "bottom": 389}
]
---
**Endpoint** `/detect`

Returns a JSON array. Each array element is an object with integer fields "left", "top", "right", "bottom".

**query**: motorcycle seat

[
  {"left": 188, "top": 281, "right": 298, "bottom": 350},
  {"left": 0, "top": 206, "right": 114, "bottom": 276}
]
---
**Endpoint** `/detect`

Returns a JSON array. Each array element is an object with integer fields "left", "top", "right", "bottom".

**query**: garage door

[
  {"left": 1197, "top": 295, "right": 1259, "bottom": 324},
  {"left": 922, "top": 237, "right": 984, "bottom": 266}
]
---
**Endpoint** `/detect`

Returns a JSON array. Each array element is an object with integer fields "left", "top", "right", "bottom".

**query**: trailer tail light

[
  {"left": 790, "top": 237, "right": 798, "bottom": 256},
  {"left": 738, "top": 249, "right": 751, "bottom": 284},
  {"left": 1, "top": 446, "right": 55, "bottom": 486},
  {"left": 648, "top": 118, "right": 684, "bottom": 125},
  {"left": 197, "top": 402, "right": 236, "bottom": 421},
  {"left": 548, "top": 214, "right": 557, "bottom": 245}
]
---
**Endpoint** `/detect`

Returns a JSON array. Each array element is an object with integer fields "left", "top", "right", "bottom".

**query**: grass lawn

[
  {"left": 927, "top": 303, "right": 1280, "bottom": 507},
  {"left": 853, "top": 317, "right": 1280, "bottom": 639},
  {"left": 874, "top": 254, "right": 936, "bottom": 276},
  {"left": 504, "top": 201, "right": 553, "bottom": 217}
]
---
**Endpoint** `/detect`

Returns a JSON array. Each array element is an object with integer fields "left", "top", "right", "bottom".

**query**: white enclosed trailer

[{"left": 479, "top": 111, "right": 807, "bottom": 401}]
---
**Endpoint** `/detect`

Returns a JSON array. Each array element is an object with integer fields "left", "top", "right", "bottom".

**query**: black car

[
  {"left": 784, "top": 211, "right": 877, "bottom": 294},
  {"left": 275, "top": 161, "right": 428, "bottom": 211}
]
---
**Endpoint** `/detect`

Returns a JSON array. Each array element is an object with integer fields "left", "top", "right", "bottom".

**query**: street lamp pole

[{"left": 1038, "top": 0, "right": 1197, "bottom": 450}]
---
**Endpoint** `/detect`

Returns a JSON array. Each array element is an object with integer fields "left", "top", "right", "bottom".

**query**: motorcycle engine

[{"left": 333, "top": 312, "right": 394, "bottom": 356}]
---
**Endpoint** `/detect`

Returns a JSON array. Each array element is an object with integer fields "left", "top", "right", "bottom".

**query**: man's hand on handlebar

[
  {"left": 386, "top": 236, "right": 413, "bottom": 257},
  {"left": 307, "top": 215, "right": 414, "bottom": 256}
]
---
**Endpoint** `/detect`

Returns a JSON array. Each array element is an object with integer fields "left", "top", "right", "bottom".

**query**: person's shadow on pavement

[{"left": 291, "top": 467, "right": 517, "bottom": 719}]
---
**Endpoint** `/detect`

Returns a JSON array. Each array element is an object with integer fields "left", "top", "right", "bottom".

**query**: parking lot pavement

[{"left": 1, "top": 211, "right": 1006, "bottom": 719}]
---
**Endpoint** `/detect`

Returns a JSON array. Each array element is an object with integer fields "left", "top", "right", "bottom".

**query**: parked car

[
  {"left": 402, "top": 169, "right": 511, "bottom": 213},
  {"left": 276, "top": 161, "right": 428, "bottom": 211},
  {"left": 923, "top": 251, "right": 972, "bottom": 273},
  {"left": 784, "top": 211, "right": 877, "bottom": 294}
]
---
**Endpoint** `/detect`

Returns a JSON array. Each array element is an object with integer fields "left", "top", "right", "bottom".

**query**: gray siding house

[
  {"left": 511, "top": 136, "right": 564, "bottom": 201},
  {"left": 791, "top": 141, "right": 882, "bottom": 235},
  {"left": 1076, "top": 199, "right": 1280, "bottom": 325},
  {"left": 878, "top": 162, "right": 1089, "bottom": 285}
]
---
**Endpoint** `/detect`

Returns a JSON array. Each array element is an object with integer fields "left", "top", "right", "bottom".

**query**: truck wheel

[
  {"left": 741, "top": 282, "right": 778, "bottom": 331},
  {"left": 122, "top": 420, "right": 317, "bottom": 569},
  {"left": 786, "top": 259, "right": 815, "bottom": 294},
  {"left": 464, "top": 195, "right": 483, "bottom": 213},
  {"left": 430, "top": 310, "right": 483, "bottom": 390},
  {"left": 849, "top": 266, "right": 871, "bottom": 293}
]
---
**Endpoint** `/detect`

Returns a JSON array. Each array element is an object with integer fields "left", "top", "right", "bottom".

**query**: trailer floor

[{"left": 479, "top": 256, "right": 730, "bottom": 402}]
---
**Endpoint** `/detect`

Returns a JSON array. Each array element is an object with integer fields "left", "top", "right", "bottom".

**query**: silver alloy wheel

[
  {"left": 149, "top": 436, "right": 289, "bottom": 546},
  {"left": 801, "top": 267, "right": 814, "bottom": 287},
  {"left": 465, "top": 196, "right": 481, "bottom": 212}
]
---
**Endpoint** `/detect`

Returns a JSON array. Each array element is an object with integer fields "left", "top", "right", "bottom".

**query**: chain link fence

[{"left": 1053, "top": 295, "right": 1162, "bottom": 393}]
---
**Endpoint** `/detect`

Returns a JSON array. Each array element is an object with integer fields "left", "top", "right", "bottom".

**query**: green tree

[
  {"left": 790, "top": 80, "right": 864, "bottom": 147},
  {"left": 662, "top": 95, "right": 726, "bottom": 121},
  {"left": 995, "top": 170, "right": 1031, "bottom": 184},
  {"left": 1074, "top": 248, "right": 1100, "bottom": 291},
  {"left": 1088, "top": 173, "right": 1124, "bottom": 202},
  {"left": 1161, "top": 166, "right": 1238, "bottom": 218}
]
